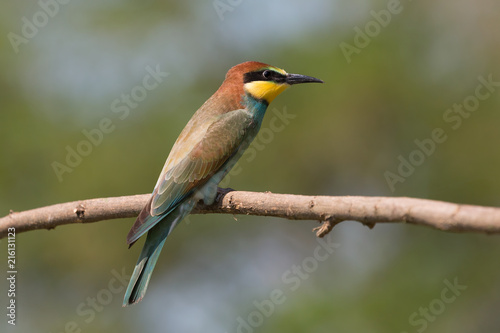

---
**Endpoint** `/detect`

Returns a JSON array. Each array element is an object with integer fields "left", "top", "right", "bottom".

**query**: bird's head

[{"left": 224, "top": 61, "right": 323, "bottom": 105}]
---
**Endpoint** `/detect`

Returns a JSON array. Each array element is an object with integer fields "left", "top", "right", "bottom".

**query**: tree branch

[{"left": 1, "top": 190, "right": 500, "bottom": 239}]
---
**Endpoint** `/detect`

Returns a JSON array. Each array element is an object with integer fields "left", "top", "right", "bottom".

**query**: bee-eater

[{"left": 123, "top": 61, "right": 323, "bottom": 306}]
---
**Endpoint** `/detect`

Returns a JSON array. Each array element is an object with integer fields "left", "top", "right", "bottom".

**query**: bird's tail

[{"left": 122, "top": 201, "right": 194, "bottom": 306}]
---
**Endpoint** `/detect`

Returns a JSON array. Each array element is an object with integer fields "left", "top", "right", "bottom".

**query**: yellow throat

[{"left": 244, "top": 81, "right": 290, "bottom": 104}]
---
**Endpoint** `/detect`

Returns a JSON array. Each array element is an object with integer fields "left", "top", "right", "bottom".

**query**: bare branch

[{"left": 1, "top": 190, "right": 500, "bottom": 239}]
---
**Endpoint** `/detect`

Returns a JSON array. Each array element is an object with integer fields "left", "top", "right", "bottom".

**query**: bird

[{"left": 123, "top": 61, "right": 323, "bottom": 306}]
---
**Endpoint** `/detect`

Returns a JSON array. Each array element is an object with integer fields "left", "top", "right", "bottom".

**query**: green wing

[{"left": 127, "top": 109, "right": 254, "bottom": 245}]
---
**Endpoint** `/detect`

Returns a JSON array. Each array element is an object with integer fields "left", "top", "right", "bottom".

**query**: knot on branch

[
  {"left": 74, "top": 204, "right": 86, "bottom": 220},
  {"left": 313, "top": 218, "right": 341, "bottom": 238}
]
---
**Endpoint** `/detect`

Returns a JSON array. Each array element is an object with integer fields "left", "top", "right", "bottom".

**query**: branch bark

[{"left": 1, "top": 190, "right": 500, "bottom": 239}]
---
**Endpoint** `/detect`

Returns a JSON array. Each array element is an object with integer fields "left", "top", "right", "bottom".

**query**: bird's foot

[{"left": 216, "top": 187, "right": 235, "bottom": 201}]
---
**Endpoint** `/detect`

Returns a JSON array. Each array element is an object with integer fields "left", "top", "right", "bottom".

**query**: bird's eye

[{"left": 262, "top": 70, "right": 271, "bottom": 79}]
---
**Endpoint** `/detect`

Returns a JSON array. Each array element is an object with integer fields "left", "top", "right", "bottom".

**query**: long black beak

[{"left": 286, "top": 73, "right": 324, "bottom": 85}]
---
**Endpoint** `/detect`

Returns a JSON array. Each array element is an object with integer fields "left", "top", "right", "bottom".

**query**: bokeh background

[{"left": 1, "top": 1, "right": 500, "bottom": 332}]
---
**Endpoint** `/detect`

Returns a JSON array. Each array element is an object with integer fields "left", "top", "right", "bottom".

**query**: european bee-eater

[{"left": 123, "top": 61, "right": 323, "bottom": 306}]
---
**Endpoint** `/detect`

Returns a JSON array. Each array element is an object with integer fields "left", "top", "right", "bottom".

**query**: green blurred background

[{"left": 1, "top": 1, "right": 500, "bottom": 332}]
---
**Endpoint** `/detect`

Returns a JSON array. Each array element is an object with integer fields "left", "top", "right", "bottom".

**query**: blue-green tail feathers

[
  {"left": 123, "top": 201, "right": 194, "bottom": 306},
  {"left": 123, "top": 228, "right": 167, "bottom": 306}
]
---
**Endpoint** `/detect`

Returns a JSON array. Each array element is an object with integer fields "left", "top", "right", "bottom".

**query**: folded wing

[{"left": 127, "top": 109, "right": 254, "bottom": 245}]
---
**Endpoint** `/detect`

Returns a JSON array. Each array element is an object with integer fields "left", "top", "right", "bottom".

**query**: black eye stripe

[{"left": 243, "top": 70, "right": 287, "bottom": 84}]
